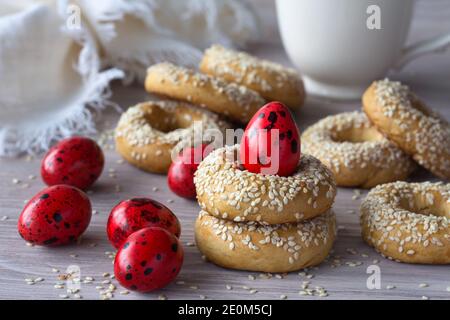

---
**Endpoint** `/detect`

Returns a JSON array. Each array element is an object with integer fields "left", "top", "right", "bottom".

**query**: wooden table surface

[{"left": 0, "top": 0, "right": 449, "bottom": 300}]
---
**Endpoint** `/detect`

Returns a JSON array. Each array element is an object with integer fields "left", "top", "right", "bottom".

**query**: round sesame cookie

[
  {"left": 302, "top": 111, "right": 416, "bottom": 188},
  {"left": 194, "top": 145, "right": 337, "bottom": 224},
  {"left": 363, "top": 79, "right": 450, "bottom": 180},
  {"left": 195, "top": 209, "right": 336, "bottom": 272},
  {"left": 145, "top": 63, "right": 266, "bottom": 123},
  {"left": 200, "top": 45, "right": 305, "bottom": 110},
  {"left": 361, "top": 181, "right": 450, "bottom": 264},
  {"left": 115, "top": 100, "right": 230, "bottom": 174}
]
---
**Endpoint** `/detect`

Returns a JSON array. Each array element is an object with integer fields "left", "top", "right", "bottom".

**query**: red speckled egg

[
  {"left": 107, "top": 198, "right": 181, "bottom": 249},
  {"left": 41, "top": 136, "right": 104, "bottom": 190},
  {"left": 114, "top": 227, "right": 184, "bottom": 292},
  {"left": 240, "top": 101, "right": 301, "bottom": 176},
  {"left": 18, "top": 185, "right": 92, "bottom": 246},
  {"left": 168, "top": 144, "right": 211, "bottom": 199}
]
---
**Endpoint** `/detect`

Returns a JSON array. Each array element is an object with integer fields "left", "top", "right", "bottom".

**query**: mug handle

[{"left": 394, "top": 33, "right": 450, "bottom": 69}]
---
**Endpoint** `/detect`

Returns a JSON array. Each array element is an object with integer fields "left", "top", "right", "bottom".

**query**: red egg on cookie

[
  {"left": 41, "top": 136, "right": 104, "bottom": 190},
  {"left": 107, "top": 198, "right": 181, "bottom": 249},
  {"left": 168, "top": 144, "right": 212, "bottom": 199},
  {"left": 114, "top": 227, "right": 184, "bottom": 292},
  {"left": 18, "top": 185, "right": 92, "bottom": 246},
  {"left": 240, "top": 101, "right": 301, "bottom": 176}
]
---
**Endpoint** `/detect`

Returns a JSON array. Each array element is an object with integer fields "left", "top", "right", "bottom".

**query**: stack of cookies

[
  {"left": 145, "top": 44, "right": 306, "bottom": 124},
  {"left": 193, "top": 145, "right": 338, "bottom": 273}
]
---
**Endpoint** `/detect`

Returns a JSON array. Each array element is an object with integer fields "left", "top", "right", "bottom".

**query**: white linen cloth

[
  {"left": 79, "top": 0, "right": 259, "bottom": 82},
  {"left": 0, "top": 0, "right": 259, "bottom": 156}
]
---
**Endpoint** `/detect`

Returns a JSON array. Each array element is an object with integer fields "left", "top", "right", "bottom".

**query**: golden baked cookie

[
  {"left": 194, "top": 144, "right": 337, "bottom": 224},
  {"left": 195, "top": 209, "right": 336, "bottom": 273},
  {"left": 115, "top": 100, "right": 230, "bottom": 173},
  {"left": 363, "top": 79, "right": 450, "bottom": 180},
  {"left": 200, "top": 45, "right": 305, "bottom": 110},
  {"left": 361, "top": 181, "right": 450, "bottom": 264},
  {"left": 302, "top": 111, "right": 416, "bottom": 188},
  {"left": 145, "top": 62, "right": 266, "bottom": 123}
]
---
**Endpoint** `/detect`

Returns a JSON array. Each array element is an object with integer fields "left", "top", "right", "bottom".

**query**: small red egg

[
  {"left": 106, "top": 198, "right": 181, "bottom": 249},
  {"left": 17, "top": 185, "right": 92, "bottom": 246},
  {"left": 41, "top": 136, "right": 104, "bottom": 190},
  {"left": 114, "top": 227, "right": 184, "bottom": 292},
  {"left": 240, "top": 101, "right": 301, "bottom": 176},
  {"left": 167, "top": 144, "right": 211, "bottom": 198}
]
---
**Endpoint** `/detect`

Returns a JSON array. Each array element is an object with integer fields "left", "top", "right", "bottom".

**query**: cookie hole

[
  {"left": 399, "top": 194, "right": 449, "bottom": 218},
  {"left": 143, "top": 105, "right": 198, "bottom": 133},
  {"left": 414, "top": 206, "right": 448, "bottom": 218},
  {"left": 332, "top": 127, "right": 384, "bottom": 143}
]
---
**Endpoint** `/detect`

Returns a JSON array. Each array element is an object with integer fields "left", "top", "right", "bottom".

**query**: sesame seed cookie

[
  {"left": 195, "top": 209, "right": 336, "bottom": 272},
  {"left": 361, "top": 181, "right": 449, "bottom": 264},
  {"left": 194, "top": 145, "right": 337, "bottom": 224},
  {"left": 145, "top": 63, "right": 266, "bottom": 123},
  {"left": 363, "top": 79, "right": 450, "bottom": 180},
  {"left": 200, "top": 45, "right": 305, "bottom": 110},
  {"left": 115, "top": 101, "right": 230, "bottom": 173},
  {"left": 302, "top": 111, "right": 416, "bottom": 188}
]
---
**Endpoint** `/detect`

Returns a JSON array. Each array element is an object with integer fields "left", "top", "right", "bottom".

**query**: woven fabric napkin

[{"left": 0, "top": 0, "right": 258, "bottom": 156}]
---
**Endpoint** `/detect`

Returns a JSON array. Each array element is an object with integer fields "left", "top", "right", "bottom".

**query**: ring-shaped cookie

[
  {"left": 302, "top": 111, "right": 416, "bottom": 188},
  {"left": 145, "top": 63, "right": 266, "bottom": 123},
  {"left": 200, "top": 45, "right": 305, "bottom": 110},
  {"left": 363, "top": 79, "right": 450, "bottom": 180},
  {"left": 115, "top": 101, "right": 229, "bottom": 173},
  {"left": 194, "top": 145, "right": 337, "bottom": 224},
  {"left": 361, "top": 181, "right": 450, "bottom": 264},
  {"left": 195, "top": 209, "right": 336, "bottom": 273}
]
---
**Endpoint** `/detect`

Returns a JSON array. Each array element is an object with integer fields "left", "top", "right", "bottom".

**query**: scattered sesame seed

[{"left": 386, "top": 285, "right": 396, "bottom": 290}]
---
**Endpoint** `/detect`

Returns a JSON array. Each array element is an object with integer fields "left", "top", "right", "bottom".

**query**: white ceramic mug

[{"left": 276, "top": 0, "right": 450, "bottom": 100}]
